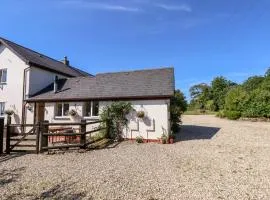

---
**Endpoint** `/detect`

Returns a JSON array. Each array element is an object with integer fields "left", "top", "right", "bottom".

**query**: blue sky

[{"left": 1, "top": 0, "right": 270, "bottom": 99}]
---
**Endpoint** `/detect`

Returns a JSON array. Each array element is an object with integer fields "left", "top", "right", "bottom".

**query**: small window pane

[
  {"left": 2, "top": 69, "right": 7, "bottom": 83},
  {"left": 0, "top": 69, "right": 7, "bottom": 83},
  {"left": 84, "top": 102, "right": 91, "bottom": 117},
  {"left": 56, "top": 103, "right": 62, "bottom": 116},
  {"left": 0, "top": 103, "right": 5, "bottom": 116},
  {"left": 63, "top": 104, "right": 69, "bottom": 116},
  {"left": 92, "top": 101, "right": 99, "bottom": 116}
]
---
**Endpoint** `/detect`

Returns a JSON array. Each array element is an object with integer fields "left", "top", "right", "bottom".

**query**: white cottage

[{"left": 0, "top": 37, "right": 175, "bottom": 141}]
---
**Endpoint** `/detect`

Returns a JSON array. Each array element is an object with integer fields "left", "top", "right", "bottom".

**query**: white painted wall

[
  {"left": 41, "top": 99, "right": 170, "bottom": 140},
  {"left": 0, "top": 45, "right": 28, "bottom": 124},
  {"left": 0, "top": 44, "right": 72, "bottom": 126},
  {"left": 27, "top": 67, "right": 67, "bottom": 97}
]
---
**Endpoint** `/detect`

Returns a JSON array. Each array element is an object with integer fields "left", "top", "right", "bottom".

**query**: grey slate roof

[
  {"left": 0, "top": 37, "right": 92, "bottom": 77},
  {"left": 28, "top": 68, "right": 175, "bottom": 101}
]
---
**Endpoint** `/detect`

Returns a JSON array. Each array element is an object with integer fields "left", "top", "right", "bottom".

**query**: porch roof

[{"left": 27, "top": 67, "right": 175, "bottom": 102}]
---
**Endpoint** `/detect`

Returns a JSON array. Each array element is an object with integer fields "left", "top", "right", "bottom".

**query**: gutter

[{"left": 25, "top": 95, "right": 174, "bottom": 103}]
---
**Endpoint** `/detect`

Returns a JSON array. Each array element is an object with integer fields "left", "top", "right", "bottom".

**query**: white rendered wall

[
  {"left": 42, "top": 99, "right": 170, "bottom": 140},
  {"left": 0, "top": 45, "right": 28, "bottom": 124},
  {"left": 27, "top": 67, "right": 67, "bottom": 97}
]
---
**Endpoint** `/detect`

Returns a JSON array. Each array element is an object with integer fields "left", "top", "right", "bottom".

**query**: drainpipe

[{"left": 21, "top": 66, "right": 31, "bottom": 129}]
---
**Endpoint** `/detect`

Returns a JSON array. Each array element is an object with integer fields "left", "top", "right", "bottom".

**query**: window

[
  {"left": 0, "top": 69, "right": 7, "bottom": 84},
  {"left": 84, "top": 101, "right": 99, "bottom": 117},
  {"left": 0, "top": 102, "right": 5, "bottom": 117},
  {"left": 55, "top": 103, "right": 69, "bottom": 117}
]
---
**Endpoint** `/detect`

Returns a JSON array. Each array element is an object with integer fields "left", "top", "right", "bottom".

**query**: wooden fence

[{"left": 0, "top": 116, "right": 107, "bottom": 154}]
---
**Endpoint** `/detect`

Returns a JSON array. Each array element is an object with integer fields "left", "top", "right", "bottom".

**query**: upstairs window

[
  {"left": 0, "top": 102, "right": 5, "bottom": 117},
  {"left": 0, "top": 69, "right": 7, "bottom": 84},
  {"left": 84, "top": 101, "right": 99, "bottom": 117},
  {"left": 55, "top": 103, "right": 69, "bottom": 117}
]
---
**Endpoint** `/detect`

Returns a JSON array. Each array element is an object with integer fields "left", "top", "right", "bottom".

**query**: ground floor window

[
  {"left": 83, "top": 101, "right": 99, "bottom": 117},
  {"left": 55, "top": 103, "right": 69, "bottom": 117},
  {"left": 0, "top": 102, "right": 5, "bottom": 116}
]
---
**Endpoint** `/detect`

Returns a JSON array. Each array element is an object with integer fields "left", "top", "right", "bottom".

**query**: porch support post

[
  {"left": 41, "top": 120, "right": 49, "bottom": 152},
  {"left": 0, "top": 118, "right": 4, "bottom": 154},
  {"left": 80, "top": 120, "right": 86, "bottom": 149},
  {"left": 36, "top": 122, "right": 41, "bottom": 154},
  {"left": 6, "top": 115, "right": 11, "bottom": 154}
]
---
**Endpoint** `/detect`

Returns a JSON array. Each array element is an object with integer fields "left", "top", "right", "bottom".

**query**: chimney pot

[{"left": 62, "top": 56, "right": 70, "bottom": 66}]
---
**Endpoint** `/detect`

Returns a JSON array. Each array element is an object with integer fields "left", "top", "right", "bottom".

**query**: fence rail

[{"left": 0, "top": 116, "right": 106, "bottom": 154}]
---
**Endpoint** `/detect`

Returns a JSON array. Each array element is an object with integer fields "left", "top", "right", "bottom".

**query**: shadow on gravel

[
  {"left": 0, "top": 153, "right": 26, "bottom": 163},
  {"left": 87, "top": 138, "right": 121, "bottom": 150},
  {"left": 4, "top": 181, "right": 91, "bottom": 200},
  {"left": 0, "top": 167, "right": 26, "bottom": 186},
  {"left": 37, "top": 182, "right": 89, "bottom": 200},
  {"left": 176, "top": 125, "right": 221, "bottom": 142}
]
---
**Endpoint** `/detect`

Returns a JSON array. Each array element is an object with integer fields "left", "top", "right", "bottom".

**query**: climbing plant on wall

[{"left": 100, "top": 101, "right": 133, "bottom": 141}]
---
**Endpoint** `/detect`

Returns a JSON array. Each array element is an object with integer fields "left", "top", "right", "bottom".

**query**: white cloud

[
  {"left": 61, "top": 0, "right": 142, "bottom": 12},
  {"left": 155, "top": 3, "right": 192, "bottom": 12}
]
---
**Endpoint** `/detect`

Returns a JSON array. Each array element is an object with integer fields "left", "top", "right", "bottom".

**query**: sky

[{"left": 1, "top": 0, "right": 270, "bottom": 100}]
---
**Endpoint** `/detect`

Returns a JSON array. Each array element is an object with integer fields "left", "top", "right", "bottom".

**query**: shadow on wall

[{"left": 175, "top": 125, "right": 221, "bottom": 142}]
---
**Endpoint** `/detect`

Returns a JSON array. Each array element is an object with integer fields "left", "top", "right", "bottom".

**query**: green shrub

[
  {"left": 161, "top": 133, "right": 168, "bottom": 144},
  {"left": 170, "top": 90, "right": 187, "bottom": 134},
  {"left": 135, "top": 136, "right": 144, "bottom": 143},
  {"left": 205, "top": 100, "right": 216, "bottom": 111},
  {"left": 224, "top": 86, "right": 247, "bottom": 112},
  {"left": 224, "top": 110, "right": 241, "bottom": 120},
  {"left": 100, "top": 102, "right": 134, "bottom": 141},
  {"left": 216, "top": 110, "right": 226, "bottom": 118},
  {"left": 241, "top": 88, "right": 270, "bottom": 118}
]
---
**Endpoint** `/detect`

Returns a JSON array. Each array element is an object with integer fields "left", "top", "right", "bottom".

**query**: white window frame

[
  {"left": 83, "top": 101, "right": 99, "bottom": 119},
  {"left": 55, "top": 103, "right": 70, "bottom": 118},
  {"left": 0, "top": 102, "right": 5, "bottom": 117},
  {"left": 0, "top": 68, "right": 7, "bottom": 84}
]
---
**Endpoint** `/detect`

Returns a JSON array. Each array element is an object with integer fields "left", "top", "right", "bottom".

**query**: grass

[{"left": 184, "top": 110, "right": 218, "bottom": 115}]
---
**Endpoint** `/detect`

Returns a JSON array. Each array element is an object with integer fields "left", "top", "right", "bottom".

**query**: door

[{"left": 36, "top": 103, "right": 45, "bottom": 123}]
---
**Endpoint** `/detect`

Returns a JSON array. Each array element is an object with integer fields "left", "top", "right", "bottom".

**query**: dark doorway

[{"left": 36, "top": 103, "right": 45, "bottom": 123}]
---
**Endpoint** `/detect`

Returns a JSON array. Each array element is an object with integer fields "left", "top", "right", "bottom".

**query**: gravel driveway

[{"left": 0, "top": 115, "right": 270, "bottom": 200}]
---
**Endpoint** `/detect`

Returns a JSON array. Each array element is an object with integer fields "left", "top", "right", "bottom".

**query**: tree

[
  {"left": 265, "top": 67, "right": 270, "bottom": 77},
  {"left": 242, "top": 76, "right": 264, "bottom": 91},
  {"left": 211, "top": 76, "right": 236, "bottom": 110},
  {"left": 224, "top": 86, "right": 247, "bottom": 111},
  {"left": 189, "top": 83, "right": 211, "bottom": 109}
]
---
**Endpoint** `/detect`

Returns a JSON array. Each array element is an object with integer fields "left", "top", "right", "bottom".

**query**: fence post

[
  {"left": 41, "top": 120, "right": 49, "bottom": 152},
  {"left": 105, "top": 120, "right": 110, "bottom": 139},
  {"left": 36, "top": 122, "right": 41, "bottom": 154},
  {"left": 6, "top": 115, "right": 11, "bottom": 154},
  {"left": 0, "top": 118, "right": 4, "bottom": 154},
  {"left": 80, "top": 120, "right": 86, "bottom": 149}
]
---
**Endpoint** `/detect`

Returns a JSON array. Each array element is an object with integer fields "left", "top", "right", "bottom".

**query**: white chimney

[{"left": 54, "top": 76, "right": 58, "bottom": 93}]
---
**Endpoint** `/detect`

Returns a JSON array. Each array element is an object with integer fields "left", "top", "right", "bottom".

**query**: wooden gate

[
  {"left": 0, "top": 116, "right": 106, "bottom": 154},
  {"left": 5, "top": 116, "right": 39, "bottom": 154}
]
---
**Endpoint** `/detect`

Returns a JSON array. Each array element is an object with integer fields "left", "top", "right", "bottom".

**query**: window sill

[
  {"left": 54, "top": 116, "right": 70, "bottom": 120},
  {"left": 83, "top": 116, "right": 100, "bottom": 120}
]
